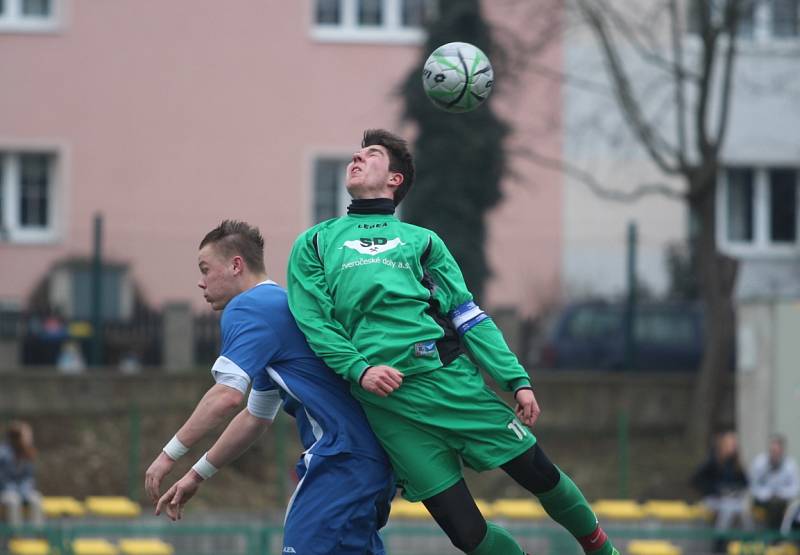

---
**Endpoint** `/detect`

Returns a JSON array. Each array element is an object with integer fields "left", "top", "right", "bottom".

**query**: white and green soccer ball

[{"left": 421, "top": 41, "right": 494, "bottom": 113}]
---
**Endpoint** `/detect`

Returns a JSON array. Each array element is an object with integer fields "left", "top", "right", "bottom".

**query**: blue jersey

[{"left": 212, "top": 281, "right": 388, "bottom": 463}]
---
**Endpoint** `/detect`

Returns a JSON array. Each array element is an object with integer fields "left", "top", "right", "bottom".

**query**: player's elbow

[
  {"left": 214, "top": 385, "right": 245, "bottom": 413},
  {"left": 242, "top": 409, "right": 272, "bottom": 431}
]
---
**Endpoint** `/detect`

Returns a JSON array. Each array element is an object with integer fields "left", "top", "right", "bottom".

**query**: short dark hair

[
  {"left": 770, "top": 433, "right": 786, "bottom": 447},
  {"left": 7, "top": 421, "right": 35, "bottom": 460},
  {"left": 362, "top": 129, "right": 415, "bottom": 206},
  {"left": 199, "top": 220, "right": 266, "bottom": 274}
]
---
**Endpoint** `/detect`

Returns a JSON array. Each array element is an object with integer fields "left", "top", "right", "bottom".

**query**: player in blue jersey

[{"left": 144, "top": 220, "right": 394, "bottom": 555}]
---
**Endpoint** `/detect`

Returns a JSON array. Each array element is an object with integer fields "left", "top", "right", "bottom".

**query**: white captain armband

[
  {"left": 449, "top": 301, "right": 489, "bottom": 336},
  {"left": 247, "top": 389, "right": 282, "bottom": 420}
]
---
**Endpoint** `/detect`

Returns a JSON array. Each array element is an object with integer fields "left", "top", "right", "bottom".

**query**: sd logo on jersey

[{"left": 342, "top": 237, "right": 405, "bottom": 255}]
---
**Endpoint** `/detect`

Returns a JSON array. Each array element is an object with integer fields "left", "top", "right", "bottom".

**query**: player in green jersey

[{"left": 287, "top": 129, "right": 618, "bottom": 555}]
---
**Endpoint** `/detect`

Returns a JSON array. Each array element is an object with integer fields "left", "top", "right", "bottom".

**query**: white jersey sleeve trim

[
  {"left": 247, "top": 389, "right": 282, "bottom": 421},
  {"left": 211, "top": 355, "right": 251, "bottom": 394}
]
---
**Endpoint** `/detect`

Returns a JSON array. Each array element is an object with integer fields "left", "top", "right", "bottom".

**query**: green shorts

[{"left": 353, "top": 355, "right": 536, "bottom": 501}]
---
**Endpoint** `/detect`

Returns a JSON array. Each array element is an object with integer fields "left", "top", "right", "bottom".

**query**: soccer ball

[{"left": 421, "top": 42, "right": 494, "bottom": 113}]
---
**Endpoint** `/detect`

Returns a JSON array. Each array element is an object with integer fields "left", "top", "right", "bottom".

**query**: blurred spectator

[
  {"left": 750, "top": 434, "right": 800, "bottom": 530},
  {"left": 691, "top": 430, "right": 753, "bottom": 552},
  {"left": 57, "top": 340, "right": 86, "bottom": 373},
  {"left": 0, "top": 421, "right": 44, "bottom": 527},
  {"left": 118, "top": 351, "right": 142, "bottom": 374}
]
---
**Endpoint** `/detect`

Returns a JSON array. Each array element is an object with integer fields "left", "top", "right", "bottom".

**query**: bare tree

[{"left": 503, "top": 0, "right": 799, "bottom": 453}]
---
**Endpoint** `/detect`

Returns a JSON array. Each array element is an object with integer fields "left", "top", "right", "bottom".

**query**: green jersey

[{"left": 286, "top": 208, "right": 531, "bottom": 393}]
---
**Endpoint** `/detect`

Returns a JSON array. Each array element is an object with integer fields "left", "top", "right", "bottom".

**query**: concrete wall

[
  {"left": 0, "top": 369, "right": 733, "bottom": 432},
  {"left": 737, "top": 300, "right": 800, "bottom": 468},
  {"left": 0, "top": 369, "right": 734, "bottom": 502}
]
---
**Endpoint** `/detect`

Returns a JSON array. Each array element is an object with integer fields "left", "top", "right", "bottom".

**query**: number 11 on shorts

[{"left": 507, "top": 418, "right": 528, "bottom": 440}]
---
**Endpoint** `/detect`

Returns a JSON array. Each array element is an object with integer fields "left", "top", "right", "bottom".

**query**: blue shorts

[{"left": 282, "top": 452, "right": 394, "bottom": 555}]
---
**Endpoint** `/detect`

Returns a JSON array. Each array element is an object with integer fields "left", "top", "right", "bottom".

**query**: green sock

[
  {"left": 536, "top": 469, "right": 616, "bottom": 554},
  {"left": 467, "top": 522, "right": 524, "bottom": 555}
]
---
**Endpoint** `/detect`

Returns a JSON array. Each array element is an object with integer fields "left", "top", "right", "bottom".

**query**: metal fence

[
  {"left": 4, "top": 310, "right": 220, "bottom": 368},
  {"left": 1, "top": 521, "right": 798, "bottom": 555}
]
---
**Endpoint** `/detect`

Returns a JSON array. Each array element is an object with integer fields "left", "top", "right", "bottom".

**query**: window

[
  {"left": 312, "top": 0, "right": 436, "bottom": 43},
  {"left": 401, "top": 0, "right": 429, "bottom": 27},
  {"left": 720, "top": 165, "right": 799, "bottom": 253},
  {"left": 634, "top": 310, "right": 696, "bottom": 347},
  {"left": 687, "top": 0, "right": 799, "bottom": 41},
  {"left": 773, "top": 0, "right": 800, "bottom": 37},
  {"left": 564, "top": 306, "right": 621, "bottom": 340},
  {"left": 22, "top": 0, "right": 50, "bottom": 16},
  {"left": 769, "top": 168, "right": 797, "bottom": 242},
  {"left": 0, "top": 0, "right": 58, "bottom": 31},
  {"left": 313, "top": 158, "right": 350, "bottom": 223},
  {"left": 316, "top": 0, "right": 340, "bottom": 24},
  {"left": 358, "top": 0, "right": 382, "bottom": 26},
  {"left": 0, "top": 150, "right": 58, "bottom": 243},
  {"left": 726, "top": 168, "right": 754, "bottom": 242}
]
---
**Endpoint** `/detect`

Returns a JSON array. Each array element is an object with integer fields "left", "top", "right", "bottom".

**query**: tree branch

[
  {"left": 694, "top": 0, "right": 720, "bottom": 162},
  {"left": 577, "top": 0, "right": 681, "bottom": 175},
  {"left": 669, "top": 0, "right": 690, "bottom": 171},
  {"left": 712, "top": 0, "right": 742, "bottom": 156},
  {"left": 510, "top": 146, "right": 686, "bottom": 203},
  {"left": 600, "top": 0, "right": 702, "bottom": 82}
]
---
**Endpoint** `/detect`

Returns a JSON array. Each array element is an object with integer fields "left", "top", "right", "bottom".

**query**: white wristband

[
  {"left": 163, "top": 436, "right": 189, "bottom": 461},
  {"left": 191, "top": 453, "right": 218, "bottom": 481}
]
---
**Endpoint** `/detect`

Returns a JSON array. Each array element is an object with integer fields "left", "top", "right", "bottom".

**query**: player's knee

[
  {"left": 422, "top": 480, "right": 491, "bottom": 551},
  {"left": 447, "top": 520, "right": 486, "bottom": 552},
  {"left": 1, "top": 490, "right": 22, "bottom": 506},
  {"left": 502, "top": 444, "right": 560, "bottom": 494},
  {"left": 428, "top": 502, "right": 487, "bottom": 551},
  {"left": 531, "top": 444, "right": 560, "bottom": 488}
]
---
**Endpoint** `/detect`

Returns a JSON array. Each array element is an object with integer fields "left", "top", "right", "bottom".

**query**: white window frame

[
  {"left": 0, "top": 147, "right": 63, "bottom": 244},
  {"left": 717, "top": 164, "right": 800, "bottom": 258},
  {"left": 0, "top": 0, "right": 63, "bottom": 33},
  {"left": 687, "top": 0, "right": 800, "bottom": 44},
  {"left": 309, "top": 152, "right": 352, "bottom": 225},
  {"left": 311, "top": 0, "right": 434, "bottom": 44},
  {"left": 750, "top": 0, "right": 800, "bottom": 42}
]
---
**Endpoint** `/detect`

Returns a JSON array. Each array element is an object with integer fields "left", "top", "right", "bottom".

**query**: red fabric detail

[{"left": 578, "top": 526, "right": 608, "bottom": 552}]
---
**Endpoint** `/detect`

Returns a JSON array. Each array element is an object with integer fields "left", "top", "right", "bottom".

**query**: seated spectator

[
  {"left": 751, "top": 434, "right": 800, "bottom": 531},
  {"left": 57, "top": 341, "right": 85, "bottom": 374},
  {"left": 691, "top": 430, "right": 753, "bottom": 552},
  {"left": 0, "top": 421, "right": 44, "bottom": 527}
]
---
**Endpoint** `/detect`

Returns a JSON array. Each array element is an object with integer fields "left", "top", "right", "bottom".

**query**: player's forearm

[
  {"left": 462, "top": 319, "right": 531, "bottom": 391},
  {"left": 206, "top": 409, "right": 270, "bottom": 469},
  {"left": 784, "top": 479, "right": 800, "bottom": 499},
  {"left": 291, "top": 312, "right": 369, "bottom": 382},
  {"left": 176, "top": 384, "right": 244, "bottom": 447},
  {"left": 287, "top": 249, "right": 369, "bottom": 382},
  {"left": 750, "top": 485, "right": 769, "bottom": 500}
]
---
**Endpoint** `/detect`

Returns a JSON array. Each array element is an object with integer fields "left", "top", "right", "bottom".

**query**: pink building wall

[{"left": 0, "top": 0, "right": 561, "bottom": 316}]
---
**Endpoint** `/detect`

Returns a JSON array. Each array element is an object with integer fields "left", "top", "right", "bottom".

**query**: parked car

[{"left": 538, "top": 300, "right": 706, "bottom": 371}]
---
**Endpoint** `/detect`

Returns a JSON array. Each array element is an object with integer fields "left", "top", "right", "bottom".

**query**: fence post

[
  {"left": 128, "top": 404, "right": 142, "bottom": 501},
  {"left": 163, "top": 302, "right": 194, "bottom": 372},
  {"left": 90, "top": 213, "right": 104, "bottom": 366},
  {"left": 618, "top": 409, "right": 630, "bottom": 499}
]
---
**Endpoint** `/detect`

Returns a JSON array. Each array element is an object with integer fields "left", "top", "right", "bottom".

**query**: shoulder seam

[
  {"left": 312, "top": 232, "right": 323, "bottom": 267},
  {"left": 420, "top": 236, "right": 433, "bottom": 266}
]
